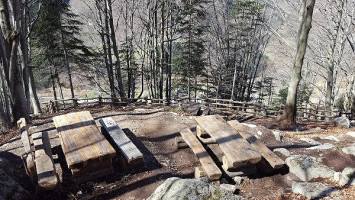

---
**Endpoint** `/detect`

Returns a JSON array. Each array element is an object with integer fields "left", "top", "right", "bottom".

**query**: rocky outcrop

[
  {"left": 333, "top": 116, "right": 350, "bottom": 128},
  {"left": 0, "top": 158, "right": 29, "bottom": 200},
  {"left": 285, "top": 155, "right": 335, "bottom": 181},
  {"left": 147, "top": 177, "right": 245, "bottom": 200},
  {"left": 292, "top": 181, "right": 337, "bottom": 199}
]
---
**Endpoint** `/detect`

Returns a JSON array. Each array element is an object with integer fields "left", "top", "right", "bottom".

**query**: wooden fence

[{"left": 41, "top": 96, "right": 353, "bottom": 122}]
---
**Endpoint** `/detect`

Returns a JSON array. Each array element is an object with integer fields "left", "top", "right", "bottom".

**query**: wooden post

[
  {"left": 98, "top": 96, "right": 102, "bottom": 106},
  {"left": 73, "top": 98, "right": 78, "bottom": 109}
]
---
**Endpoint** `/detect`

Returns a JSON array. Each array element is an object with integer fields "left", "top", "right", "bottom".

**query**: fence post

[
  {"left": 98, "top": 96, "right": 102, "bottom": 106},
  {"left": 73, "top": 98, "right": 78, "bottom": 109}
]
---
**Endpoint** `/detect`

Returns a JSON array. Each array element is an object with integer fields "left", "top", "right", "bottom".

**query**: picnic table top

[{"left": 53, "top": 111, "right": 116, "bottom": 169}]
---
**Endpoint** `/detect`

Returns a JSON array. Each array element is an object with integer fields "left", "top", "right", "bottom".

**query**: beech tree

[
  {"left": 0, "top": 0, "right": 31, "bottom": 132},
  {"left": 283, "top": 0, "right": 316, "bottom": 123}
]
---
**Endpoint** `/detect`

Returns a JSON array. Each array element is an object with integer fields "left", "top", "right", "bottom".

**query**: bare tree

[{"left": 283, "top": 0, "right": 316, "bottom": 123}]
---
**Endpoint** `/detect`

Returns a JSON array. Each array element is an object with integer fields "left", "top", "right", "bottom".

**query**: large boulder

[
  {"left": 339, "top": 167, "right": 355, "bottom": 186},
  {"left": 285, "top": 155, "right": 335, "bottom": 181},
  {"left": 0, "top": 159, "right": 29, "bottom": 200},
  {"left": 333, "top": 116, "right": 350, "bottom": 128},
  {"left": 147, "top": 177, "right": 245, "bottom": 200},
  {"left": 342, "top": 144, "right": 355, "bottom": 156},
  {"left": 292, "top": 181, "right": 337, "bottom": 199}
]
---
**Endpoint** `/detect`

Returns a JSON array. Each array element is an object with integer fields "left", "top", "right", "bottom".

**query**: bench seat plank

[
  {"left": 228, "top": 120, "right": 284, "bottom": 169},
  {"left": 99, "top": 117, "right": 143, "bottom": 164},
  {"left": 32, "top": 131, "right": 58, "bottom": 190},
  {"left": 180, "top": 128, "right": 222, "bottom": 180}
]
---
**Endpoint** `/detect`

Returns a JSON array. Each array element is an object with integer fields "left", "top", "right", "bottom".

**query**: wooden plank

[
  {"left": 17, "top": 118, "right": 35, "bottom": 178},
  {"left": 32, "top": 131, "right": 58, "bottom": 190},
  {"left": 52, "top": 111, "right": 116, "bottom": 169},
  {"left": 227, "top": 120, "right": 284, "bottom": 169},
  {"left": 195, "top": 115, "right": 261, "bottom": 170},
  {"left": 180, "top": 128, "right": 222, "bottom": 180},
  {"left": 99, "top": 117, "right": 143, "bottom": 164}
]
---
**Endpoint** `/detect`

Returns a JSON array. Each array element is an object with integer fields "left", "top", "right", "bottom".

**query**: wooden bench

[
  {"left": 18, "top": 118, "right": 35, "bottom": 178},
  {"left": 32, "top": 131, "right": 59, "bottom": 190},
  {"left": 180, "top": 128, "right": 222, "bottom": 180},
  {"left": 227, "top": 120, "right": 284, "bottom": 169},
  {"left": 53, "top": 111, "right": 116, "bottom": 183},
  {"left": 195, "top": 115, "right": 262, "bottom": 170},
  {"left": 99, "top": 117, "right": 143, "bottom": 168},
  {"left": 18, "top": 118, "right": 58, "bottom": 190}
]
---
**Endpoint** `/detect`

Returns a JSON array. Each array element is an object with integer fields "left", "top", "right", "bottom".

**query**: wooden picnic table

[{"left": 53, "top": 111, "right": 116, "bottom": 182}]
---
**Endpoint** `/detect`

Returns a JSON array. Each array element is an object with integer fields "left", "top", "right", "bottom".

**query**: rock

[
  {"left": 272, "top": 131, "right": 282, "bottom": 142},
  {"left": 285, "top": 155, "right": 335, "bottom": 181},
  {"left": 273, "top": 148, "right": 291, "bottom": 157},
  {"left": 147, "top": 177, "right": 245, "bottom": 200},
  {"left": 0, "top": 169, "right": 29, "bottom": 200},
  {"left": 257, "top": 131, "right": 263, "bottom": 136},
  {"left": 334, "top": 172, "right": 342, "bottom": 182},
  {"left": 292, "top": 181, "right": 337, "bottom": 199},
  {"left": 333, "top": 116, "right": 350, "bottom": 128},
  {"left": 346, "top": 131, "right": 355, "bottom": 138},
  {"left": 339, "top": 167, "right": 355, "bottom": 186},
  {"left": 299, "top": 138, "right": 321, "bottom": 145},
  {"left": 324, "top": 136, "right": 340, "bottom": 142},
  {"left": 241, "top": 123, "right": 257, "bottom": 128},
  {"left": 306, "top": 143, "right": 335, "bottom": 150},
  {"left": 219, "top": 184, "right": 237, "bottom": 193},
  {"left": 233, "top": 176, "right": 243, "bottom": 185},
  {"left": 342, "top": 144, "right": 355, "bottom": 156}
]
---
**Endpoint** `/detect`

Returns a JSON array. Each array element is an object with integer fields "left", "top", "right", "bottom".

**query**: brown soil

[{"left": 0, "top": 106, "right": 354, "bottom": 200}]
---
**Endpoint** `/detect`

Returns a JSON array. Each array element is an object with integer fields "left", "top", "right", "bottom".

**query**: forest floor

[{"left": 0, "top": 105, "right": 354, "bottom": 200}]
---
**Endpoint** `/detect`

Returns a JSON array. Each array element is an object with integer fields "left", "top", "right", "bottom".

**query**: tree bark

[
  {"left": 107, "top": 0, "right": 125, "bottom": 98},
  {"left": 283, "top": 0, "right": 316, "bottom": 123}
]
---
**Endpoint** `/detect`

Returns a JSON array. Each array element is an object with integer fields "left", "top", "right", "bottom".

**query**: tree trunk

[
  {"left": 28, "top": 65, "right": 41, "bottom": 114},
  {"left": 107, "top": 0, "right": 125, "bottom": 98},
  {"left": 283, "top": 0, "right": 316, "bottom": 123}
]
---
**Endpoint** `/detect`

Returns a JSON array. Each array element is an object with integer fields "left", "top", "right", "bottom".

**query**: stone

[
  {"left": 285, "top": 155, "right": 335, "bottom": 181},
  {"left": 342, "top": 144, "right": 355, "bottom": 156},
  {"left": 241, "top": 123, "right": 257, "bottom": 128},
  {"left": 333, "top": 172, "right": 342, "bottom": 182},
  {"left": 272, "top": 131, "right": 282, "bottom": 142},
  {"left": 0, "top": 169, "right": 29, "bottom": 200},
  {"left": 147, "top": 177, "right": 245, "bottom": 200},
  {"left": 306, "top": 143, "right": 335, "bottom": 150},
  {"left": 273, "top": 148, "right": 291, "bottom": 157},
  {"left": 346, "top": 132, "right": 355, "bottom": 138},
  {"left": 333, "top": 116, "right": 350, "bottom": 128},
  {"left": 233, "top": 176, "right": 243, "bottom": 185},
  {"left": 324, "top": 136, "right": 340, "bottom": 142},
  {"left": 292, "top": 181, "right": 337, "bottom": 199},
  {"left": 339, "top": 167, "right": 355, "bottom": 186},
  {"left": 219, "top": 184, "right": 237, "bottom": 193},
  {"left": 299, "top": 138, "right": 321, "bottom": 145}
]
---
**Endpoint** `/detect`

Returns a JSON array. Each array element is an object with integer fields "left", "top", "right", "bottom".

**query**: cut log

[
  {"left": 180, "top": 128, "right": 222, "bottom": 180},
  {"left": 195, "top": 115, "right": 261, "bottom": 170},
  {"left": 227, "top": 120, "right": 284, "bottom": 169},
  {"left": 175, "top": 137, "right": 188, "bottom": 149},
  {"left": 196, "top": 125, "right": 209, "bottom": 138},
  {"left": 32, "top": 131, "right": 58, "bottom": 190},
  {"left": 224, "top": 163, "right": 257, "bottom": 177},
  {"left": 195, "top": 166, "right": 207, "bottom": 179},
  {"left": 99, "top": 117, "right": 143, "bottom": 165},
  {"left": 207, "top": 144, "right": 224, "bottom": 163},
  {"left": 17, "top": 118, "right": 35, "bottom": 178}
]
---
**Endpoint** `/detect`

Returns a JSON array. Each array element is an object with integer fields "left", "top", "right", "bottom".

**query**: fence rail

[{"left": 41, "top": 96, "right": 353, "bottom": 122}]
